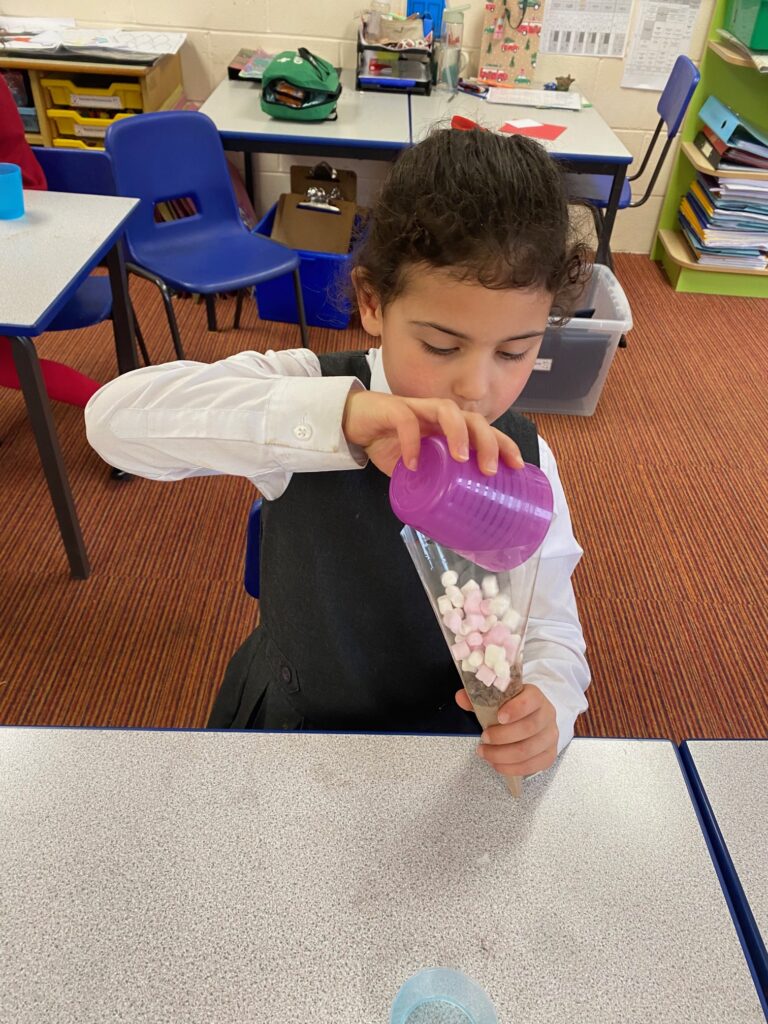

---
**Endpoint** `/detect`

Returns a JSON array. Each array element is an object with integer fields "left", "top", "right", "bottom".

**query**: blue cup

[
  {"left": 0, "top": 163, "right": 25, "bottom": 220},
  {"left": 390, "top": 969, "right": 498, "bottom": 1024}
]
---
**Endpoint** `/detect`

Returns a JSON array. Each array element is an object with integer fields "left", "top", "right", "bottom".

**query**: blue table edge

[{"left": 679, "top": 739, "right": 768, "bottom": 1016}]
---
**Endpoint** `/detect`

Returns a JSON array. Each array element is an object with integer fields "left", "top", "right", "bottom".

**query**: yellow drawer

[
  {"left": 47, "top": 108, "right": 135, "bottom": 143},
  {"left": 41, "top": 77, "right": 143, "bottom": 112},
  {"left": 52, "top": 138, "right": 105, "bottom": 150}
]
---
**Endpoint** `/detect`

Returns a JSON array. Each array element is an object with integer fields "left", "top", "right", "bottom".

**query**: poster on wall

[
  {"left": 622, "top": 0, "right": 702, "bottom": 89},
  {"left": 477, "top": 0, "right": 546, "bottom": 85},
  {"left": 539, "top": 0, "right": 633, "bottom": 57}
]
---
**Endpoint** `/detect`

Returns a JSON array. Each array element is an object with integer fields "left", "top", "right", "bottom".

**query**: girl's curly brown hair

[{"left": 351, "top": 128, "right": 589, "bottom": 324}]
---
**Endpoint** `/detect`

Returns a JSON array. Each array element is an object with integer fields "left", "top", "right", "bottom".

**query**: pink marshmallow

[
  {"left": 476, "top": 664, "right": 496, "bottom": 687},
  {"left": 486, "top": 623, "right": 511, "bottom": 646},
  {"left": 466, "top": 631, "right": 484, "bottom": 649},
  {"left": 465, "top": 612, "right": 485, "bottom": 631},
  {"left": 464, "top": 590, "right": 483, "bottom": 614},
  {"left": 443, "top": 610, "right": 463, "bottom": 634},
  {"left": 451, "top": 640, "right": 471, "bottom": 661},
  {"left": 480, "top": 599, "right": 493, "bottom": 615}
]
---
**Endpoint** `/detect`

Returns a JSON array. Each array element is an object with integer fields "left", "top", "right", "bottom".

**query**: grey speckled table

[
  {"left": 681, "top": 740, "right": 768, "bottom": 1007},
  {"left": 1, "top": 730, "right": 765, "bottom": 1024}
]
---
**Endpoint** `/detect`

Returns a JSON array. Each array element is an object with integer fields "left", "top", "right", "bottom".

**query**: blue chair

[
  {"left": 31, "top": 147, "right": 152, "bottom": 365},
  {"left": 566, "top": 55, "right": 700, "bottom": 271},
  {"left": 244, "top": 498, "right": 263, "bottom": 599},
  {"left": 105, "top": 111, "right": 309, "bottom": 355}
]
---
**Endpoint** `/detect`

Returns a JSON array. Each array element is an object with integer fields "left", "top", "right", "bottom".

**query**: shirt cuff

[{"left": 266, "top": 375, "right": 367, "bottom": 470}]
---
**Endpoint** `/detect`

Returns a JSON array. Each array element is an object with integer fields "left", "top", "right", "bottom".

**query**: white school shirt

[{"left": 85, "top": 347, "right": 590, "bottom": 751}]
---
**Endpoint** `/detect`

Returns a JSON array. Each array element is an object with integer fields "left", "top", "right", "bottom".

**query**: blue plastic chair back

[
  {"left": 105, "top": 111, "right": 243, "bottom": 260},
  {"left": 657, "top": 55, "right": 700, "bottom": 139},
  {"left": 32, "top": 146, "right": 116, "bottom": 196},
  {"left": 244, "top": 499, "right": 263, "bottom": 599}
]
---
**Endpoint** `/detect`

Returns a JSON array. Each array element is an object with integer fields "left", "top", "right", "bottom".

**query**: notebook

[{"left": 486, "top": 88, "right": 582, "bottom": 111}]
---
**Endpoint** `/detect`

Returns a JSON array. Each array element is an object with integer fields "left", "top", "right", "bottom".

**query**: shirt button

[
  {"left": 293, "top": 424, "right": 312, "bottom": 441},
  {"left": 280, "top": 666, "right": 292, "bottom": 684}
]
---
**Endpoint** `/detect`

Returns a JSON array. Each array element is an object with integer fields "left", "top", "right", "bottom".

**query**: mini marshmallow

[
  {"left": 465, "top": 612, "right": 485, "bottom": 631},
  {"left": 466, "top": 631, "right": 484, "bottom": 649},
  {"left": 502, "top": 609, "right": 523, "bottom": 632},
  {"left": 478, "top": 615, "right": 498, "bottom": 634},
  {"left": 464, "top": 590, "right": 483, "bottom": 614},
  {"left": 476, "top": 664, "right": 496, "bottom": 687},
  {"left": 486, "top": 623, "right": 512, "bottom": 647},
  {"left": 461, "top": 659, "right": 474, "bottom": 672},
  {"left": 437, "top": 595, "right": 453, "bottom": 617},
  {"left": 441, "top": 570, "right": 458, "bottom": 587},
  {"left": 460, "top": 579, "right": 480, "bottom": 595},
  {"left": 451, "top": 640, "right": 471, "bottom": 661},
  {"left": 504, "top": 635, "right": 521, "bottom": 660},
  {"left": 484, "top": 643, "right": 504, "bottom": 668},
  {"left": 495, "top": 658, "right": 511, "bottom": 681},
  {"left": 480, "top": 599, "right": 493, "bottom": 615},
  {"left": 481, "top": 574, "right": 499, "bottom": 598},
  {"left": 489, "top": 594, "right": 511, "bottom": 617},
  {"left": 443, "top": 610, "right": 463, "bottom": 634},
  {"left": 468, "top": 650, "right": 484, "bottom": 668},
  {"left": 494, "top": 673, "right": 512, "bottom": 694},
  {"left": 446, "top": 585, "right": 464, "bottom": 608},
  {"left": 459, "top": 620, "right": 473, "bottom": 636}
]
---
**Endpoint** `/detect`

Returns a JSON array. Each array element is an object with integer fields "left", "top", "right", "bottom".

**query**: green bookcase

[{"left": 652, "top": 0, "right": 768, "bottom": 297}]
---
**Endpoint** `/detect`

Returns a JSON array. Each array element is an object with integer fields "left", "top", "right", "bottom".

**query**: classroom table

[
  {"left": 681, "top": 740, "right": 768, "bottom": 1005},
  {"left": 0, "top": 190, "right": 139, "bottom": 580},
  {"left": 410, "top": 90, "right": 633, "bottom": 266},
  {"left": 2, "top": 730, "right": 766, "bottom": 1023},
  {"left": 199, "top": 69, "right": 412, "bottom": 202}
]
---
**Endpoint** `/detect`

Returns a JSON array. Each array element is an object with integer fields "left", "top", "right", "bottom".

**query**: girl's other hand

[{"left": 342, "top": 391, "right": 524, "bottom": 478}]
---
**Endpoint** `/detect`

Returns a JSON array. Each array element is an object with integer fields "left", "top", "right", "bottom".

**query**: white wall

[{"left": 9, "top": 0, "right": 715, "bottom": 251}]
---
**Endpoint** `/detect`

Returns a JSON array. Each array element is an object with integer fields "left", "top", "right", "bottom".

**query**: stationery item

[
  {"left": 715, "top": 29, "right": 768, "bottom": 73},
  {"left": 698, "top": 96, "right": 768, "bottom": 153},
  {"left": 501, "top": 117, "right": 566, "bottom": 140},
  {"left": 487, "top": 86, "right": 582, "bottom": 110},
  {"left": 0, "top": 163, "right": 24, "bottom": 220}
]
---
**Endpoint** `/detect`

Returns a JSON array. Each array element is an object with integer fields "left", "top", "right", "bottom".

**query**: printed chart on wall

[
  {"left": 478, "top": 0, "right": 546, "bottom": 85},
  {"left": 622, "top": 0, "right": 702, "bottom": 89},
  {"left": 540, "top": 0, "right": 632, "bottom": 57}
]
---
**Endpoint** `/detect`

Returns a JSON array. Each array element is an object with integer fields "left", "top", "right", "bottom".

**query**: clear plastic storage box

[{"left": 513, "top": 264, "right": 632, "bottom": 417}]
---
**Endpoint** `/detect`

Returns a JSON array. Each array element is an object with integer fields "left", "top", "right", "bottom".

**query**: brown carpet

[{"left": 1, "top": 254, "right": 766, "bottom": 742}]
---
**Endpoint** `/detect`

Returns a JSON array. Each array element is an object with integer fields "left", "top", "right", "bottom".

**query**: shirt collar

[{"left": 366, "top": 347, "right": 391, "bottom": 394}]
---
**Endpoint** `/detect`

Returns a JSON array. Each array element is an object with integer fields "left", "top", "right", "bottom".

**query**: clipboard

[{"left": 698, "top": 96, "right": 768, "bottom": 150}]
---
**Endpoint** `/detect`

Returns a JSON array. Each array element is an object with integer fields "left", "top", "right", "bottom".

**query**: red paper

[{"left": 500, "top": 121, "right": 566, "bottom": 142}]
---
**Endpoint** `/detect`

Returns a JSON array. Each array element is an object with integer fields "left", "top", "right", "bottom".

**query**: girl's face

[{"left": 355, "top": 266, "right": 553, "bottom": 424}]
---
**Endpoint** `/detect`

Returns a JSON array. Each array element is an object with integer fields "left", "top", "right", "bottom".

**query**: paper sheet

[
  {"left": 540, "top": 0, "right": 633, "bottom": 57},
  {"left": 622, "top": 0, "right": 702, "bottom": 90}
]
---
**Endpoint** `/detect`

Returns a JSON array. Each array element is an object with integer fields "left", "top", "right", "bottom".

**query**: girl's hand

[
  {"left": 342, "top": 390, "right": 524, "bottom": 478},
  {"left": 455, "top": 684, "right": 559, "bottom": 777}
]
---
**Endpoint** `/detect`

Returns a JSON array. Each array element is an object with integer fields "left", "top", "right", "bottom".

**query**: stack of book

[
  {"left": 678, "top": 173, "right": 768, "bottom": 270},
  {"left": 679, "top": 95, "right": 768, "bottom": 270}
]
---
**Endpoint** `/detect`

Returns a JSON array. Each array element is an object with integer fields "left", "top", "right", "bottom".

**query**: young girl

[{"left": 86, "top": 128, "right": 591, "bottom": 779}]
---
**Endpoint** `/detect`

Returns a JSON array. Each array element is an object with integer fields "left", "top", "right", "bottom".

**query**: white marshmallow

[
  {"left": 437, "top": 595, "right": 453, "bottom": 617},
  {"left": 461, "top": 659, "right": 474, "bottom": 672},
  {"left": 441, "top": 570, "right": 458, "bottom": 587},
  {"left": 484, "top": 644, "right": 504, "bottom": 668},
  {"left": 460, "top": 579, "right": 480, "bottom": 595},
  {"left": 489, "top": 594, "right": 511, "bottom": 616},
  {"left": 468, "top": 650, "right": 484, "bottom": 668},
  {"left": 446, "top": 585, "right": 464, "bottom": 608},
  {"left": 502, "top": 609, "right": 523, "bottom": 632},
  {"left": 478, "top": 615, "right": 498, "bottom": 634},
  {"left": 481, "top": 574, "right": 499, "bottom": 598}
]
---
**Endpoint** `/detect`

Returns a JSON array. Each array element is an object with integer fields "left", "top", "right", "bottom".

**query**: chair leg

[
  {"left": 205, "top": 295, "right": 218, "bottom": 332},
  {"left": 292, "top": 268, "right": 310, "bottom": 349},
  {"left": 129, "top": 300, "right": 152, "bottom": 366},
  {"left": 159, "top": 287, "right": 186, "bottom": 361},
  {"left": 234, "top": 289, "right": 245, "bottom": 329}
]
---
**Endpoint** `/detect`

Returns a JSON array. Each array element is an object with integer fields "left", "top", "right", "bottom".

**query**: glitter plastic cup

[
  {"left": 390, "top": 968, "right": 498, "bottom": 1024},
  {"left": 389, "top": 435, "right": 553, "bottom": 572}
]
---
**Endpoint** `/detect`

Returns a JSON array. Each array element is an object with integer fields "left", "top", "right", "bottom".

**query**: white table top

[
  {"left": 0, "top": 190, "right": 138, "bottom": 337},
  {"left": 410, "top": 90, "right": 632, "bottom": 164},
  {"left": 1, "top": 730, "right": 763, "bottom": 1024},
  {"left": 685, "top": 740, "right": 768, "bottom": 950},
  {"left": 199, "top": 69, "right": 411, "bottom": 149}
]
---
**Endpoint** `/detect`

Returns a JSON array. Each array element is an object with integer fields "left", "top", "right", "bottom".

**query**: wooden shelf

[
  {"left": 658, "top": 227, "right": 768, "bottom": 276},
  {"left": 707, "top": 38, "right": 757, "bottom": 68},
  {"left": 681, "top": 140, "right": 768, "bottom": 180}
]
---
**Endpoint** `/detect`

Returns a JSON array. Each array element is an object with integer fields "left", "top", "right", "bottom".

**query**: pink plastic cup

[{"left": 389, "top": 435, "right": 554, "bottom": 570}]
